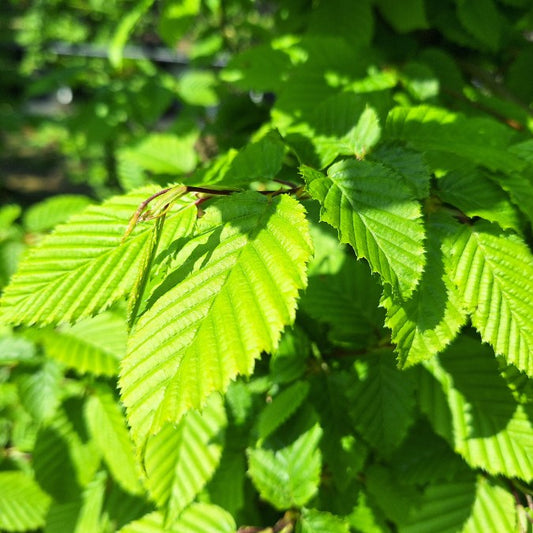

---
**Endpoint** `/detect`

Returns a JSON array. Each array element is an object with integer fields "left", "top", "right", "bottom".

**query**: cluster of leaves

[{"left": 4, "top": 0, "right": 533, "bottom": 531}]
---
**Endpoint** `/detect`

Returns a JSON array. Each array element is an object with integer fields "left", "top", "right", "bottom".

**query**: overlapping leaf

[
  {"left": 143, "top": 394, "right": 226, "bottom": 523},
  {"left": 302, "top": 160, "right": 425, "bottom": 298},
  {"left": 443, "top": 219, "right": 533, "bottom": 374},
  {"left": 382, "top": 214, "right": 467, "bottom": 367},
  {"left": 419, "top": 336, "right": 533, "bottom": 480},
  {"left": 0, "top": 471, "right": 51, "bottom": 532},
  {"left": 0, "top": 187, "right": 196, "bottom": 326},
  {"left": 85, "top": 387, "right": 143, "bottom": 495},
  {"left": 247, "top": 421, "right": 322, "bottom": 510},
  {"left": 120, "top": 192, "right": 312, "bottom": 442}
]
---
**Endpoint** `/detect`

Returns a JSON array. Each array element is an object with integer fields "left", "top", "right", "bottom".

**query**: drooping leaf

[
  {"left": 0, "top": 187, "right": 196, "bottom": 327},
  {"left": 248, "top": 420, "right": 322, "bottom": 510},
  {"left": 419, "top": 336, "right": 533, "bottom": 480},
  {"left": 85, "top": 386, "right": 143, "bottom": 495},
  {"left": 349, "top": 350, "right": 415, "bottom": 456},
  {"left": 143, "top": 394, "right": 226, "bottom": 523},
  {"left": 120, "top": 192, "right": 312, "bottom": 441},
  {"left": 381, "top": 213, "right": 467, "bottom": 367},
  {"left": 443, "top": 219, "right": 533, "bottom": 374},
  {"left": 0, "top": 471, "right": 51, "bottom": 532},
  {"left": 302, "top": 160, "right": 425, "bottom": 297},
  {"left": 40, "top": 312, "right": 127, "bottom": 376}
]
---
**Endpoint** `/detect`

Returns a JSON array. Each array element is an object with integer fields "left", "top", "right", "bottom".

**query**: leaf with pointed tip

[
  {"left": 419, "top": 336, "right": 533, "bottom": 480},
  {"left": 0, "top": 471, "right": 51, "bottom": 532},
  {"left": 443, "top": 219, "right": 533, "bottom": 375},
  {"left": 349, "top": 350, "right": 416, "bottom": 456},
  {"left": 302, "top": 160, "right": 425, "bottom": 297},
  {"left": 85, "top": 387, "right": 143, "bottom": 495},
  {"left": 297, "top": 508, "right": 350, "bottom": 533},
  {"left": 143, "top": 394, "right": 226, "bottom": 523},
  {"left": 381, "top": 214, "right": 467, "bottom": 367},
  {"left": 0, "top": 187, "right": 196, "bottom": 327},
  {"left": 40, "top": 311, "right": 127, "bottom": 376},
  {"left": 121, "top": 192, "right": 312, "bottom": 443},
  {"left": 248, "top": 421, "right": 322, "bottom": 510}
]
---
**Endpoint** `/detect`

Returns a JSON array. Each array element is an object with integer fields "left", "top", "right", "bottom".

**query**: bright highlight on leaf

[
  {"left": 120, "top": 192, "right": 312, "bottom": 442},
  {"left": 302, "top": 159, "right": 425, "bottom": 297},
  {"left": 0, "top": 187, "right": 196, "bottom": 327}
]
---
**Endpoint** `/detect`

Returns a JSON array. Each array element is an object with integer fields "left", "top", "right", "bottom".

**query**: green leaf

[
  {"left": 419, "top": 336, "right": 533, "bottom": 480},
  {"left": 443, "top": 220, "right": 533, "bottom": 374},
  {"left": 121, "top": 192, "right": 312, "bottom": 441},
  {"left": 85, "top": 387, "right": 143, "bottom": 495},
  {"left": 23, "top": 195, "right": 93, "bottom": 233},
  {"left": 382, "top": 214, "right": 467, "bottom": 367},
  {"left": 456, "top": 0, "right": 501, "bottom": 51},
  {"left": 109, "top": 0, "right": 156, "bottom": 68},
  {"left": 177, "top": 70, "right": 218, "bottom": 107},
  {"left": 0, "top": 336, "right": 37, "bottom": 364},
  {"left": 302, "top": 160, "right": 425, "bottom": 298},
  {"left": 350, "top": 350, "right": 415, "bottom": 455},
  {"left": 297, "top": 508, "right": 350, "bottom": 533},
  {"left": 40, "top": 312, "right": 127, "bottom": 376},
  {"left": 17, "top": 359, "right": 62, "bottom": 423},
  {"left": 0, "top": 471, "right": 51, "bottom": 532},
  {"left": 398, "top": 471, "right": 477, "bottom": 533},
  {"left": 437, "top": 165, "right": 521, "bottom": 232},
  {"left": 119, "top": 504, "right": 236, "bottom": 533},
  {"left": 0, "top": 187, "right": 196, "bottom": 327},
  {"left": 143, "top": 394, "right": 226, "bottom": 523},
  {"left": 376, "top": 0, "right": 428, "bottom": 32},
  {"left": 371, "top": 144, "right": 431, "bottom": 200},
  {"left": 461, "top": 477, "right": 516, "bottom": 533},
  {"left": 70, "top": 470, "right": 108, "bottom": 533},
  {"left": 248, "top": 420, "right": 322, "bottom": 510},
  {"left": 257, "top": 380, "right": 310, "bottom": 440},
  {"left": 122, "top": 133, "right": 198, "bottom": 175}
]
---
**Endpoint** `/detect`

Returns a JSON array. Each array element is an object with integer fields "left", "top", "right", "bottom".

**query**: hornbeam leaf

[
  {"left": 0, "top": 187, "right": 196, "bottom": 327},
  {"left": 0, "top": 471, "right": 51, "bottom": 532},
  {"left": 443, "top": 219, "right": 533, "bottom": 374},
  {"left": 382, "top": 214, "right": 467, "bottom": 367},
  {"left": 120, "top": 192, "right": 312, "bottom": 442},
  {"left": 302, "top": 160, "right": 425, "bottom": 297}
]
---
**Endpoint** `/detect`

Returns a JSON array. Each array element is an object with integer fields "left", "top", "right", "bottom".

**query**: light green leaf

[
  {"left": 85, "top": 387, "right": 143, "bottom": 495},
  {"left": 109, "top": 0, "right": 156, "bottom": 68},
  {"left": 122, "top": 133, "right": 198, "bottom": 175},
  {"left": 0, "top": 471, "right": 51, "bottom": 532},
  {"left": 177, "top": 70, "right": 219, "bottom": 107},
  {"left": 443, "top": 220, "right": 533, "bottom": 374},
  {"left": 40, "top": 312, "right": 127, "bottom": 376},
  {"left": 17, "top": 359, "right": 62, "bottom": 423},
  {"left": 382, "top": 214, "right": 467, "bottom": 367},
  {"left": 119, "top": 504, "right": 236, "bottom": 533},
  {"left": 0, "top": 187, "right": 196, "bottom": 327},
  {"left": 0, "top": 336, "right": 36, "bottom": 364},
  {"left": 121, "top": 192, "right": 312, "bottom": 442},
  {"left": 302, "top": 160, "right": 425, "bottom": 297},
  {"left": 71, "top": 471, "right": 108, "bottom": 533},
  {"left": 461, "top": 477, "right": 516, "bottom": 533},
  {"left": 143, "top": 394, "right": 226, "bottom": 523},
  {"left": 257, "top": 381, "right": 310, "bottom": 440},
  {"left": 297, "top": 508, "right": 350, "bottom": 533},
  {"left": 248, "top": 421, "right": 322, "bottom": 510},
  {"left": 23, "top": 195, "right": 93, "bottom": 233},
  {"left": 350, "top": 350, "right": 415, "bottom": 455},
  {"left": 419, "top": 336, "right": 533, "bottom": 480}
]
